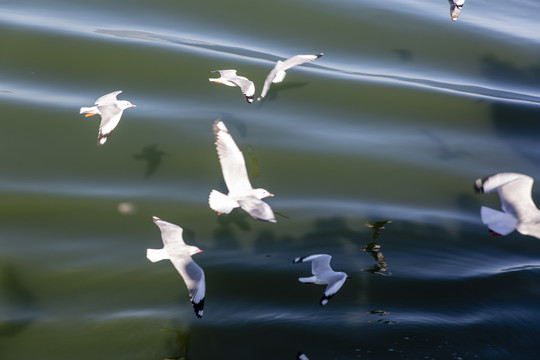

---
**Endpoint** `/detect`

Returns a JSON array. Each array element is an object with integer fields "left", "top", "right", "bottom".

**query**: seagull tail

[
  {"left": 208, "top": 190, "right": 235, "bottom": 214},
  {"left": 80, "top": 106, "right": 96, "bottom": 115},
  {"left": 146, "top": 248, "right": 169, "bottom": 262},
  {"left": 480, "top": 206, "right": 518, "bottom": 236}
]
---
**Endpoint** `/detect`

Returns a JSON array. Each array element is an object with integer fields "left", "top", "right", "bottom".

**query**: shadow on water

[
  {"left": 420, "top": 129, "right": 471, "bottom": 160},
  {"left": 0, "top": 264, "right": 37, "bottom": 337},
  {"left": 133, "top": 144, "right": 167, "bottom": 178},
  {"left": 481, "top": 54, "right": 540, "bottom": 165},
  {"left": 255, "top": 81, "right": 310, "bottom": 104},
  {"left": 156, "top": 325, "right": 191, "bottom": 360}
]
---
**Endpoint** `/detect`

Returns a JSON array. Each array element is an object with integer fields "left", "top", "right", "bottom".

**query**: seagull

[
  {"left": 293, "top": 254, "right": 349, "bottom": 305},
  {"left": 209, "top": 70, "right": 255, "bottom": 103},
  {"left": 448, "top": 0, "right": 465, "bottom": 21},
  {"left": 146, "top": 216, "right": 205, "bottom": 318},
  {"left": 209, "top": 119, "right": 276, "bottom": 223},
  {"left": 80, "top": 90, "right": 136, "bottom": 146},
  {"left": 257, "top": 53, "right": 324, "bottom": 102},
  {"left": 475, "top": 172, "right": 540, "bottom": 240}
]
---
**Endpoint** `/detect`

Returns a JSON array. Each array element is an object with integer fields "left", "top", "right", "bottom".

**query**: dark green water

[{"left": 1, "top": 0, "right": 540, "bottom": 359}]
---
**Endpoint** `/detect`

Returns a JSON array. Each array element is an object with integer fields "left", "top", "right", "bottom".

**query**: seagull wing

[
  {"left": 496, "top": 175, "right": 538, "bottom": 220},
  {"left": 96, "top": 104, "right": 125, "bottom": 146},
  {"left": 280, "top": 53, "right": 324, "bottom": 71},
  {"left": 152, "top": 216, "right": 187, "bottom": 247},
  {"left": 321, "top": 272, "right": 348, "bottom": 305},
  {"left": 95, "top": 90, "right": 122, "bottom": 105},
  {"left": 258, "top": 54, "right": 323, "bottom": 100},
  {"left": 213, "top": 120, "right": 253, "bottom": 193},
  {"left": 307, "top": 254, "right": 333, "bottom": 276},
  {"left": 169, "top": 253, "right": 206, "bottom": 318},
  {"left": 259, "top": 64, "right": 280, "bottom": 100},
  {"left": 237, "top": 196, "right": 276, "bottom": 223},
  {"left": 229, "top": 76, "right": 255, "bottom": 103}
]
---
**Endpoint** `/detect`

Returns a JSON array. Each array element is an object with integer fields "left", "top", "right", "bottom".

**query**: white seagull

[
  {"left": 257, "top": 53, "right": 324, "bottom": 102},
  {"left": 209, "top": 70, "right": 256, "bottom": 103},
  {"left": 448, "top": 0, "right": 465, "bottom": 21},
  {"left": 146, "top": 216, "right": 206, "bottom": 318},
  {"left": 80, "top": 90, "right": 136, "bottom": 146},
  {"left": 293, "top": 254, "right": 349, "bottom": 306},
  {"left": 475, "top": 172, "right": 540, "bottom": 240},
  {"left": 209, "top": 119, "right": 276, "bottom": 223}
]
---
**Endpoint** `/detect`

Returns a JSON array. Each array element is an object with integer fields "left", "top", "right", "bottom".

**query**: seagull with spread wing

[
  {"left": 209, "top": 119, "right": 276, "bottom": 223},
  {"left": 147, "top": 216, "right": 206, "bottom": 318}
]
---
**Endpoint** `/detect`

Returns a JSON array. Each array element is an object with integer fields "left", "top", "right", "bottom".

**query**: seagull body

[
  {"left": 209, "top": 70, "right": 255, "bottom": 103},
  {"left": 209, "top": 120, "right": 276, "bottom": 223},
  {"left": 293, "top": 254, "right": 349, "bottom": 306},
  {"left": 80, "top": 90, "right": 136, "bottom": 146},
  {"left": 448, "top": 0, "right": 465, "bottom": 21},
  {"left": 147, "top": 216, "right": 205, "bottom": 318},
  {"left": 475, "top": 172, "right": 540, "bottom": 239},
  {"left": 257, "top": 53, "right": 324, "bottom": 101}
]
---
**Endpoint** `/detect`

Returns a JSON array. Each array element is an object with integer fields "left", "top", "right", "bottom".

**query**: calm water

[{"left": 1, "top": 0, "right": 540, "bottom": 359}]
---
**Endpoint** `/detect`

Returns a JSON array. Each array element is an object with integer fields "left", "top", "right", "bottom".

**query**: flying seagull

[
  {"left": 257, "top": 53, "right": 324, "bottom": 101},
  {"left": 80, "top": 90, "right": 136, "bottom": 146},
  {"left": 293, "top": 254, "right": 349, "bottom": 305},
  {"left": 475, "top": 172, "right": 540, "bottom": 239},
  {"left": 209, "top": 119, "right": 276, "bottom": 223},
  {"left": 209, "top": 69, "right": 256, "bottom": 103},
  {"left": 448, "top": 0, "right": 465, "bottom": 21},
  {"left": 146, "top": 216, "right": 206, "bottom": 318}
]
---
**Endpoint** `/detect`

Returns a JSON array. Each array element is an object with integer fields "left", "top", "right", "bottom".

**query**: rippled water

[{"left": 1, "top": 0, "right": 540, "bottom": 359}]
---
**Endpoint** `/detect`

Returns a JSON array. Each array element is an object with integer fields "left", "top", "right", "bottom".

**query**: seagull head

[
  {"left": 187, "top": 245, "right": 203, "bottom": 256},
  {"left": 254, "top": 188, "right": 274, "bottom": 199},
  {"left": 118, "top": 100, "right": 136, "bottom": 110}
]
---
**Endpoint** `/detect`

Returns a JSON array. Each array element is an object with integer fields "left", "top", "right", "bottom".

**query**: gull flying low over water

[
  {"left": 146, "top": 216, "right": 206, "bottom": 318},
  {"left": 257, "top": 53, "right": 324, "bottom": 102},
  {"left": 475, "top": 172, "right": 540, "bottom": 240},
  {"left": 448, "top": 0, "right": 465, "bottom": 21},
  {"left": 209, "top": 69, "right": 256, "bottom": 103},
  {"left": 79, "top": 90, "right": 136, "bottom": 146},
  {"left": 293, "top": 254, "right": 349, "bottom": 306},
  {"left": 209, "top": 119, "right": 276, "bottom": 223}
]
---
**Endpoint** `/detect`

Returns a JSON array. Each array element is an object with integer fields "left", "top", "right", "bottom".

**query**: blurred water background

[{"left": 1, "top": 0, "right": 540, "bottom": 359}]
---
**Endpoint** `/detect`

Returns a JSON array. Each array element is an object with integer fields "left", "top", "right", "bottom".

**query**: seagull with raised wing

[
  {"left": 80, "top": 90, "right": 136, "bottom": 146},
  {"left": 448, "top": 0, "right": 465, "bottom": 21},
  {"left": 293, "top": 254, "right": 349, "bottom": 305},
  {"left": 146, "top": 216, "right": 205, "bottom": 318},
  {"left": 257, "top": 53, "right": 324, "bottom": 102},
  {"left": 475, "top": 172, "right": 540, "bottom": 239},
  {"left": 209, "top": 70, "right": 255, "bottom": 103},
  {"left": 209, "top": 119, "right": 276, "bottom": 223}
]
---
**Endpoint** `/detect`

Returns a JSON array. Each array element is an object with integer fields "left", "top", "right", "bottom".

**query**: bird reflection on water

[{"left": 363, "top": 221, "right": 392, "bottom": 276}]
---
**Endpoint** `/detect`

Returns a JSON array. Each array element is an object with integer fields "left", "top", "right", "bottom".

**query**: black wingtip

[
  {"left": 193, "top": 298, "right": 205, "bottom": 318},
  {"left": 293, "top": 256, "right": 305, "bottom": 264},
  {"left": 317, "top": 53, "right": 325, "bottom": 58},
  {"left": 245, "top": 95, "right": 254, "bottom": 103},
  {"left": 474, "top": 177, "right": 486, "bottom": 194},
  {"left": 320, "top": 293, "right": 334, "bottom": 306}
]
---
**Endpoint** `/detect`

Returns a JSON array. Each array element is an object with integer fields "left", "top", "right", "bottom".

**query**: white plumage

[
  {"left": 209, "top": 69, "right": 256, "bottom": 103},
  {"left": 448, "top": 0, "right": 465, "bottom": 21},
  {"left": 475, "top": 172, "right": 540, "bottom": 240},
  {"left": 257, "top": 53, "right": 324, "bottom": 101},
  {"left": 209, "top": 119, "right": 276, "bottom": 223},
  {"left": 79, "top": 90, "right": 136, "bottom": 146},
  {"left": 147, "top": 216, "right": 206, "bottom": 318},
  {"left": 293, "top": 254, "right": 349, "bottom": 306}
]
